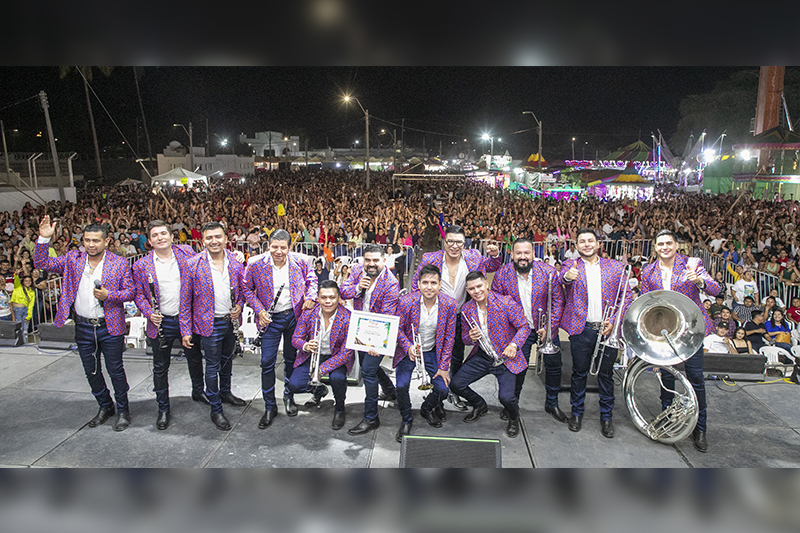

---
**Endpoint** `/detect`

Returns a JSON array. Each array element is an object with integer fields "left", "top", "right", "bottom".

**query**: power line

[{"left": 0, "top": 94, "right": 39, "bottom": 113}]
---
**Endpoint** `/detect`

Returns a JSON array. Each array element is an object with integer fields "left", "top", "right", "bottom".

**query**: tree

[{"left": 58, "top": 66, "right": 114, "bottom": 181}]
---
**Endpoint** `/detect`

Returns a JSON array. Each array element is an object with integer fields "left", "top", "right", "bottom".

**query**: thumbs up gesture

[{"left": 564, "top": 264, "right": 580, "bottom": 282}]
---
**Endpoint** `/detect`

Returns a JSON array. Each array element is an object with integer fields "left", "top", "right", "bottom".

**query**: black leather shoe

[
  {"left": 192, "top": 391, "right": 211, "bottom": 406},
  {"left": 220, "top": 392, "right": 246, "bottom": 407},
  {"left": 113, "top": 411, "right": 131, "bottom": 432},
  {"left": 692, "top": 429, "right": 708, "bottom": 453},
  {"left": 500, "top": 408, "right": 509, "bottom": 421},
  {"left": 448, "top": 393, "right": 469, "bottom": 411},
  {"left": 568, "top": 414, "right": 583, "bottom": 432},
  {"left": 464, "top": 403, "right": 488, "bottom": 423},
  {"left": 87, "top": 406, "right": 115, "bottom": 428},
  {"left": 507, "top": 417, "right": 520, "bottom": 438},
  {"left": 331, "top": 410, "right": 346, "bottom": 430},
  {"left": 433, "top": 404, "right": 447, "bottom": 421},
  {"left": 545, "top": 405, "right": 569, "bottom": 423},
  {"left": 258, "top": 409, "right": 278, "bottom": 429},
  {"left": 378, "top": 390, "right": 398, "bottom": 402},
  {"left": 789, "top": 365, "right": 799, "bottom": 384},
  {"left": 347, "top": 418, "right": 380, "bottom": 435},
  {"left": 310, "top": 385, "right": 329, "bottom": 406},
  {"left": 601, "top": 419, "right": 614, "bottom": 439},
  {"left": 396, "top": 422, "right": 412, "bottom": 443},
  {"left": 284, "top": 397, "right": 299, "bottom": 417},
  {"left": 156, "top": 410, "right": 170, "bottom": 431},
  {"left": 211, "top": 411, "right": 232, "bottom": 431},
  {"left": 420, "top": 406, "right": 443, "bottom": 428}
]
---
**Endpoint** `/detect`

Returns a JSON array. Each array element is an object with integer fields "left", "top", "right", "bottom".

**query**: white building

[
  {"left": 157, "top": 141, "right": 255, "bottom": 177},
  {"left": 239, "top": 131, "right": 305, "bottom": 157}
]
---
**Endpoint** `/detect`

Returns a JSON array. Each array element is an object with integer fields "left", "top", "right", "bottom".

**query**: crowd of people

[{"left": 3, "top": 168, "right": 800, "bottom": 345}]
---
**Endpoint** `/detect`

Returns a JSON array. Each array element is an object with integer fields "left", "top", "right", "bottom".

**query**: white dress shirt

[
  {"left": 659, "top": 264, "right": 673, "bottom": 291},
  {"left": 319, "top": 310, "right": 337, "bottom": 355},
  {"left": 441, "top": 256, "right": 469, "bottom": 311},
  {"left": 418, "top": 296, "right": 438, "bottom": 352},
  {"left": 477, "top": 304, "right": 493, "bottom": 351},
  {"left": 583, "top": 257, "right": 603, "bottom": 322},
  {"left": 363, "top": 267, "right": 385, "bottom": 312},
  {"left": 74, "top": 253, "right": 106, "bottom": 319},
  {"left": 516, "top": 272, "right": 534, "bottom": 329},
  {"left": 207, "top": 251, "right": 232, "bottom": 317},
  {"left": 270, "top": 258, "right": 292, "bottom": 313},
  {"left": 154, "top": 251, "right": 180, "bottom": 316}
]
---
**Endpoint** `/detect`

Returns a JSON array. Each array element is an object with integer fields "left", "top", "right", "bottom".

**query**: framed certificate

[{"left": 345, "top": 310, "right": 400, "bottom": 356}]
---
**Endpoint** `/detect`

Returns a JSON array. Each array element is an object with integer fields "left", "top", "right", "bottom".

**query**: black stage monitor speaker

[
  {"left": 400, "top": 435, "right": 502, "bottom": 468},
  {"left": 0, "top": 320, "right": 23, "bottom": 347},
  {"left": 38, "top": 323, "right": 76, "bottom": 350},
  {"left": 698, "top": 352, "right": 769, "bottom": 382},
  {"left": 539, "top": 341, "right": 599, "bottom": 392}
]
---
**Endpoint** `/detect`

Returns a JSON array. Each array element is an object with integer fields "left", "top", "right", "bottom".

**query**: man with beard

[
  {"left": 491, "top": 238, "right": 567, "bottom": 423},
  {"left": 560, "top": 228, "right": 633, "bottom": 439},
  {"left": 34, "top": 216, "right": 136, "bottom": 431},
  {"left": 639, "top": 229, "right": 722, "bottom": 452},
  {"left": 340, "top": 244, "right": 399, "bottom": 435},
  {"left": 411, "top": 225, "right": 502, "bottom": 412},
  {"left": 180, "top": 222, "right": 246, "bottom": 431}
]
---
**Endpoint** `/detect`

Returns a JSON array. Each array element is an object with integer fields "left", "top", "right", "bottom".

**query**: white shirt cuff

[{"left": 37, "top": 236, "right": 51, "bottom": 244}]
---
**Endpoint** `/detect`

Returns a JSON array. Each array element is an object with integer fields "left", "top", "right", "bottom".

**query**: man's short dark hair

[
  {"left": 716, "top": 322, "right": 729, "bottom": 330},
  {"left": 146, "top": 220, "right": 169, "bottom": 239},
  {"left": 444, "top": 224, "right": 465, "bottom": 237},
  {"left": 269, "top": 229, "right": 291, "bottom": 245},
  {"left": 465, "top": 271, "right": 486, "bottom": 283},
  {"left": 576, "top": 228, "right": 598, "bottom": 241},
  {"left": 721, "top": 306, "right": 730, "bottom": 312},
  {"left": 751, "top": 310, "right": 764, "bottom": 320},
  {"left": 363, "top": 244, "right": 384, "bottom": 256},
  {"left": 83, "top": 224, "right": 109, "bottom": 239},
  {"left": 201, "top": 221, "right": 224, "bottom": 235},
  {"left": 512, "top": 237, "right": 533, "bottom": 250},
  {"left": 318, "top": 279, "right": 340, "bottom": 295},
  {"left": 715, "top": 294, "right": 724, "bottom": 300},
  {"left": 744, "top": 296, "right": 754, "bottom": 302},
  {"left": 655, "top": 229, "right": 678, "bottom": 242},
  {"left": 418, "top": 264, "right": 441, "bottom": 281}
]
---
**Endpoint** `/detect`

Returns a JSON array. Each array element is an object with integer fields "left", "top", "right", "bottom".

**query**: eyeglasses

[{"left": 445, "top": 239, "right": 465, "bottom": 247}]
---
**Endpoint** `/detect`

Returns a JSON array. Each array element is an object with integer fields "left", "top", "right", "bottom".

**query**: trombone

[
  {"left": 464, "top": 313, "right": 504, "bottom": 367},
  {"left": 589, "top": 264, "right": 632, "bottom": 376},
  {"left": 309, "top": 315, "right": 324, "bottom": 386},
  {"left": 536, "top": 271, "right": 561, "bottom": 375},
  {"left": 411, "top": 324, "right": 433, "bottom": 390}
]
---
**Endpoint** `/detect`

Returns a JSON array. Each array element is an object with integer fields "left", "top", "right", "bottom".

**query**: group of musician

[{"left": 34, "top": 215, "right": 718, "bottom": 453}]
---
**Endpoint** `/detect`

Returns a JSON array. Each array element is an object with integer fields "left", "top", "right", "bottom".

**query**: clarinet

[
  {"left": 253, "top": 283, "right": 285, "bottom": 347},
  {"left": 148, "top": 274, "right": 168, "bottom": 350}
]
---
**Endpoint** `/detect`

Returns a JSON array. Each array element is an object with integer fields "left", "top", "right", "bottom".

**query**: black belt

[
  {"left": 272, "top": 308, "right": 293, "bottom": 317},
  {"left": 586, "top": 321, "right": 602, "bottom": 331},
  {"left": 161, "top": 315, "right": 178, "bottom": 320},
  {"left": 75, "top": 315, "right": 106, "bottom": 327}
]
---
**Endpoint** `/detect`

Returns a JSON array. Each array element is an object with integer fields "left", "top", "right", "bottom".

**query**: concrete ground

[{"left": 1, "top": 340, "right": 799, "bottom": 468}]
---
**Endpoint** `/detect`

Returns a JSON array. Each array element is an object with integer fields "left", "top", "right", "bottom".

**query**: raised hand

[{"left": 39, "top": 215, "right": 57, "bottom": 239}]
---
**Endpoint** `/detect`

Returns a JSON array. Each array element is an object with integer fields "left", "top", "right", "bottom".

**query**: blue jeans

[
  {"left": 75, "top": 321, "right": 129, "bottom": 412},
  {"left": 395, "top": 350, "right": 450, "bottom": 423},
  {"left": 151, "top": 316, "right": 204, "bottom": 412},
  {"left": 259, "top": 309, "right": 298, "bottom": 410},
  {"left": 521, "top": 329, "right": 562, "bottom": 407},
  {"left": 13, "top": 306, "right": 28, "bottom": 343},
  {"left": 569, "top": 324, "right": 615, "bottom": 421},
  {"left": 287, "top": 356, "right": 348, "bottom": 412},
  {"left": 199, "top": 317, "right": 236, "bottom": 414},
  {"left": 450, "top": 351, "right": 519, "bottom": 420},
  {"left": 358, "top": 351, "right": 396, "bottom": 422},
  {"left": 660, "top": 347, "right": 707, "bottom": 432}
]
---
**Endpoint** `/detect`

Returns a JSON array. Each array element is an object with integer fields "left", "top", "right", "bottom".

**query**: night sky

[{"left": 0, "top": 66, "right": 748, "bottom": 162}]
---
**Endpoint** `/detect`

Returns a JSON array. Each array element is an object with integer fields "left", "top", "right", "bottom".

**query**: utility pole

[
  {"left": 39, "top": 91, "right": 65, "bottom": 203},
  {"left": 304, "top": 137, "right": 308, "bottom": 167},
  {"left": 188, "top": 122, "right": 194, "bottom": 172},
  {"left": 439, "top": 139, "right": 442, "bottom": 159},
  {"left": 1, "top": 120, "right": 11, "bottom": 185},
  {"left": 205, "top": 118, "right": 210, "bottom": 157},
  {"left": 401, "top": 118, "right": 405, "bottom": 157}
]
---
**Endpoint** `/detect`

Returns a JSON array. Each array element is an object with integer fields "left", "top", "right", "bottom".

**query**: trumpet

[
  {"left": 536, "top": 271, "right": 561, "bottom": 375},
  {"left": 253, "top": 283, "right": 286, "bottom": 347},
  {"left": 589, "top": 264, "right": 632, "bottom": 376},
  {"left": 411, "top": 324, "right": 433, "bottom": 390},
  {"left": 465, "top": 313, "right": 504, "bottom": 367},
  {"left": 308, "top": 315, "right": 324, "bottom": 386}
]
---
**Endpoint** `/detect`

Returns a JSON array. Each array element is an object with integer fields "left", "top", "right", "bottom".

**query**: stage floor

[{"left": 1, "top": 342, "right": 799, "bottom": 468}]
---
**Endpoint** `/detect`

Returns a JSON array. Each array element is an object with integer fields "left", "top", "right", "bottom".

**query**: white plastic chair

[
  {"left": 759, "top": 346, "right": 794, "bottom": 377},
  {"left": 125, "top": 316, "right": 147, "bottom": 349},
  {"left": 792, "top": 325, "right": 800, "bottom": 347},
  {"left": 790, "top": 345, "right": 800, "bottom": 364},
  {"left": 242, "top": 305, "right": 255, "bottom": 325}
]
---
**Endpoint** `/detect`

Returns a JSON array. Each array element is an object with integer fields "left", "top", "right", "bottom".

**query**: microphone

[
  {"left": 359, "top": 271, "right": 374, "bottom": 299},
  {"left": 94, "top": 279, "right": 104, "bottom": 307}
]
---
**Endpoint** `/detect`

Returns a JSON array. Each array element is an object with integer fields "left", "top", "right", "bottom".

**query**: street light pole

[
  {"left": 571, "top": 137, "right": 576, "bottom": 160},
  {"left": 174, "top": 122, "right": 194, "bottom": 172},
  {"left": 523, "top": 111, "right": 543, "bottom": 170},
  {"left": 344, "top": 95, "right": 371, "bottom": 189}
]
